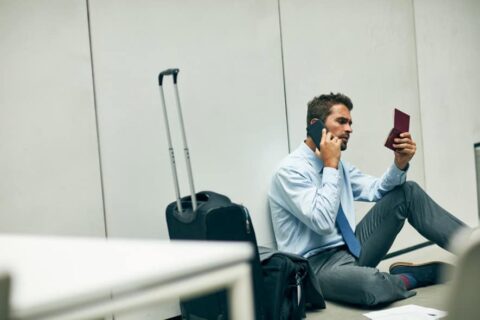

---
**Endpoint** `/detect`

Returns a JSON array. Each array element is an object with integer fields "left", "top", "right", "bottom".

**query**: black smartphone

[{"left": 306, "top": 119, "right": 325, "bottom": 150}]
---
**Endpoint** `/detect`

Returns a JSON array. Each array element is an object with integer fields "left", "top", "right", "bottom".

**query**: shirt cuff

[{"left": 389, "top": 163, "right": 408, "bottom": 179}]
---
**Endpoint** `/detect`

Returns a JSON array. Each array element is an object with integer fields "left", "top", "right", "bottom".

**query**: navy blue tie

[{"left": 336, "top": 205, "right": 361, "bottom": 258}]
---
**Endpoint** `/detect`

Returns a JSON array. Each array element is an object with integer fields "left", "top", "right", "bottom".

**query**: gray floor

[
  {"left": 307, "top": 284, "right": 448, "bottom": 319},
  {"left": 306, "top": 245, "right": 454, "bottom": 319}
]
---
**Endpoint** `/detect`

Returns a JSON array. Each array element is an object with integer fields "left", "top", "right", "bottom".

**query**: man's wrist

[
  {"left": 394, "top": 159, "right": 409, "bottom": 171},
  {"left": 324, "top": 161, "right": 339, "bottom": 169}
]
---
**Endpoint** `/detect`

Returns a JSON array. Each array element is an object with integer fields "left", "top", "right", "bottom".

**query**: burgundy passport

[{"left": 385, "top": 108, "right": 410, "bottom": 151}]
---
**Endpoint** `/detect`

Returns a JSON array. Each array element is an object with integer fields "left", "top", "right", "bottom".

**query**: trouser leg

[
  {"left": 355, "top": 181, "right": 469, "bottom": 267},
  {"left": 309, "top": 181, "right": 469, "bottom": 306},
  {"left": 308, "top": 249, "right": 415, "bottom": 306}
]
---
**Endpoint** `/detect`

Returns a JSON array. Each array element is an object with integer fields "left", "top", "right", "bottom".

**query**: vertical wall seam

[
  {"left": 86, "top": 0, "right": 109, "bottom": 238},
  {"left": 411, "top": 0, "right": 428, "bottom": 190},
  {"left": 277, "top": 0, "right": 291, "bottom": 153},
  {"left": 475, "top": 144, "right": 480, "bottom": 219}
]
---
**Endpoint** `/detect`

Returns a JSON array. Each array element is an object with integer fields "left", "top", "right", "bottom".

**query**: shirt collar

[{"left": 296, "top": 142, "right": 325, "bottom": 174}]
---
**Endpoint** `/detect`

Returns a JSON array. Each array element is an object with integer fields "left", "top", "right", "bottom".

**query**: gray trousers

[{"left": 307, "top": 181, "right": 468, "bottom": 306}]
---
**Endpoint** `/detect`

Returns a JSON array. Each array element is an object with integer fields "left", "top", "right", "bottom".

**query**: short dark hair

[{"left": 306, "top": 92, "right": 353, "bottom": 125}]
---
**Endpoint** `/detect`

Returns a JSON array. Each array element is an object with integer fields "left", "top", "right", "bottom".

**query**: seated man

[{"left": 268, "top": 92, "right": 471, "bottom": 306}]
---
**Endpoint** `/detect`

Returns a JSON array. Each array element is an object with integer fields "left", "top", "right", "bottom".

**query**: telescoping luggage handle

[{"left": 158, "top": 68, "right": 197, "bottom": 213}]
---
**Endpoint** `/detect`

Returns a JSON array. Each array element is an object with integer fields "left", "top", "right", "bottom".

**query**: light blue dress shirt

[{"left": 268, "top": 142, "right": 407, "bottom": 258}]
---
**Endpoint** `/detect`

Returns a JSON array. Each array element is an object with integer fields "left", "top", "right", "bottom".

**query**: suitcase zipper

[
  {"left": 296, "top": 273, "right": 302, "bottom": 306},
  {"left": 295, "top": 267, "right": 307, "bottom": 306}
]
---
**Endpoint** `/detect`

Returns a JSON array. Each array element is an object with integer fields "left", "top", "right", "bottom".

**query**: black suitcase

[{"left": 158, "top": 69, "right": 264, "bottom": 320}]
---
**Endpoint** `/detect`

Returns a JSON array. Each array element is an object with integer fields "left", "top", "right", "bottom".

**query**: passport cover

[{"left": 385, "top": 108, "right": 410, "bottom": 151}]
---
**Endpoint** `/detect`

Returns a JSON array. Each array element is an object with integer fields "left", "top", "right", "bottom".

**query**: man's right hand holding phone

[{"left": 316, "top": 128, "right": 342, "bottom": 169}]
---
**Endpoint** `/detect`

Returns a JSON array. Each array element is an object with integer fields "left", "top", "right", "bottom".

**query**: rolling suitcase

[{"left": 157, "top": 69, "right": 265, "bottom": 320}]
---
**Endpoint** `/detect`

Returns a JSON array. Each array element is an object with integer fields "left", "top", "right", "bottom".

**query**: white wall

[
  {"left": 414, "top": 0, "right": 480, "bottom": 227},
  {"left": 0, "top": 0, "right": 105, "bottom": 236}
]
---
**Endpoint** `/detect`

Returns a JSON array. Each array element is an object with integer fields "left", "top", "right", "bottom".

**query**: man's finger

[
  {"left": 393, "top": 143, "right": 415, "bottom": 149},
  {"left": 325, "top": 131, "right": 333, "bottom": 141},
  {"left": 394, "top": 138, "right": 409, "bottom": 143},
  {"left": 394, "top": 137, "right": 414, "bottom": 144},
  {"left": 395, "top": 147, "right": 415, "bottom": 155},
  {"left": 334, "top": 137, "right": 342, "bottom": 146},
  {"left": 399, "top": 132, "right": 412, "bottom": 139},
  {"left": 320, "top": 128, "right": 327, "bottom": 144}
]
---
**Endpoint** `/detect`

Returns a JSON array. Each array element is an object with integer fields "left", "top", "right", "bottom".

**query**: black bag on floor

[{"left": 259, "top": 247, "right": 326, "bottom": 320}]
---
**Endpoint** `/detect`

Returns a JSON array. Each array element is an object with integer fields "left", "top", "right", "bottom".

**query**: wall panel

[
  {"left": 89, "top": 0, "right": 286, "bottom": 244},
  {"left": 414, "top": 0, "right": 480, "bottom": 227},
  {"left": 0, "top": 0, "right": 105, "bottom": 236}
]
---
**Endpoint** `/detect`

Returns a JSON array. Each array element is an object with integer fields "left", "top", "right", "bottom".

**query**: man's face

[{"left": 323, "top": 103, "right": 353, "bottom": 150}]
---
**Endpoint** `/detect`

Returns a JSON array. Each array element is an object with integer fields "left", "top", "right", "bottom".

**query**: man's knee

[
  {"left": 379, "top": 181, "right": 423, "bottom": 219},
  {"left": 403, "top": 181, "right": 422, "bottom": 192},
  {"left": 400, "top": 181, "right": 426, "bottom": 202}
]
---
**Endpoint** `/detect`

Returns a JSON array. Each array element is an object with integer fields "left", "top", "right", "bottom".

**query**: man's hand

[
  {"left": 393, "top": 132, "right": 416, "bottom": 170},
  {"left": 315, "top": 129, "right": 342, "bottom": 169}
]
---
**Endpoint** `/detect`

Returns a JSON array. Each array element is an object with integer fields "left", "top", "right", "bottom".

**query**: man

[{"left": 268, "top": 92, "right": 469, "bottom": 306}]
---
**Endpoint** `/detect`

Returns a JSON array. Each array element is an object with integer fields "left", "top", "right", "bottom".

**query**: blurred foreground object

[{"left": 446, "top": 228, "right": 480, "bottom": 319}]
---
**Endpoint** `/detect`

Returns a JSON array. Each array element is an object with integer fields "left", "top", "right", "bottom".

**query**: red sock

[{"left": 398, "top": 273, "right": 417, "bottom": 290}]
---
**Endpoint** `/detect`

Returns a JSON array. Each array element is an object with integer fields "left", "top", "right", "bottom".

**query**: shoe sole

[{"left": 389, "top": 261, "right": 445, "bottom": 273}]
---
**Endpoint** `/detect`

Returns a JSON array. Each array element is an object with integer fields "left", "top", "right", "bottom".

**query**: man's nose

[{"left": 345, "top": 124, "right": 353, "bottom": 133}]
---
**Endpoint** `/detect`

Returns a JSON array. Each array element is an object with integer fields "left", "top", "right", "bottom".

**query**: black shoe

[{"left": 389, "top": 261, "right": 452, "bottom": 287}]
